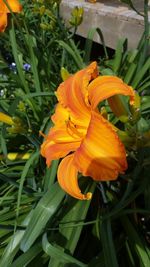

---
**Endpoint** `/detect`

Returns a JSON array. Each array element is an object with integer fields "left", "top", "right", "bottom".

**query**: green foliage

[{"left": 0, "top": 0, "right": 150, "bottom": 266}]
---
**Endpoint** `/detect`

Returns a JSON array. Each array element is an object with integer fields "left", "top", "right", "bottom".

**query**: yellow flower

[
  {"left": 0, "top": 112, "right": 14, "bottom": 125},
  {"left": 0, "top": 0, "right": 22, "bottom": 32},
  {"left": 0, "top": 112, "right": 25, "bottom": 134},
  {"left": 0, "top": 152, "right": 31, "bottom": 161},
  {"left": 41, "top": 62, "right": 135, "bottom": 200}
]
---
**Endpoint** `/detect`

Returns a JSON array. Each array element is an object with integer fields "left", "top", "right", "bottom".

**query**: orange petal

[
  {"left": 56, "top": 62, "right": 98, "bottom": 126},
  {"left": 41, "top": 120, "right": 82, "bottom": 166},
  {"left": 0, "top": 1, "right": 6, "bottom": 11},
  {"left": 47, "top": 103, "right": 84, "bottom": 142},
  {"left": 41, "top": 139, "right": 80, "bottom": 167},
  {"left": 74, "top": 111, "right": 127, "bottom": 181},
  {"left": 51, "top": 104, "right": 87, "bottom": 139},
  {"left": 51, "top": 103, "right": 70, "bottom": 126},
  {"left": 0, "top": 13, "right": 7, "bottom": 32},
  {"left": 88, "top": 76, "right": 135, "bottom": 109},
  {"left": 4, "top": 0, "right": 22, "bottom": 12},
  {"left": 57, "top": 154, "right": 92, "bottom": 200},
  {"left": 47, "top": 122, "right": 83, "bottom": 143}
]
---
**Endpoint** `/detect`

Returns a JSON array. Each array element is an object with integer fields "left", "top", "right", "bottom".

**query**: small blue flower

[{"left": 23, "top": 63, "right": 31, "bottom": 71}]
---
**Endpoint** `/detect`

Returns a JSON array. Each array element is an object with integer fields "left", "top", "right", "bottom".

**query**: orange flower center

[{"left": 66, "top": 119, "right": 84, "bottom": 139}]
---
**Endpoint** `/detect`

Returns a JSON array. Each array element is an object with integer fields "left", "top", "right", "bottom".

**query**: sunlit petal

[
  {"left": 41, "top": 122, "right": 81, "bottom": 167},
  {"left": 0, "top": 1, "right": 6, "bottom": 11},
  {"left": 57, "top": 154, "right": 92, "bottom": 200},
  {"left": 88, "top": 76, "right": 135, "bottom": 109},
  {"left": 0, "top": 13, "right": 7, "bottom": 32},
  {"left": 51, "top": 103, "right": 70, "bottom": 126},
  {"left": 51, "top": 104, "right": 87, "bottom": 138},
  {"left": 74, "top": 111, "right": 127, "bottom": 181},
  {"left": 56, "top": 62, "right": 98, "bottom": 126},
  {"left": 41, "top": 139, "right": 80, "bottom": 167},
  {"left": 4, "top": 0, "right": 22, "bottom": 12},
  {"left": 47, "top": 123, "right": 83, "bottom": 142}
]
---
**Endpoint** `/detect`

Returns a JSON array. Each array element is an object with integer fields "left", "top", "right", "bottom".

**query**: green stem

[
  {"left": 143, "top": 0, "right": 150, "bottom": 56},
  {"left": 129, "top": 2, "right": 144, "bottom": 17},
  {"left": 135, "top": 0, "right": 150, "bottom": 72}
]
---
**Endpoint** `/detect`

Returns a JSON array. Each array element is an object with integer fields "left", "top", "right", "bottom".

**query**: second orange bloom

[{"left": 0, "top": 0, "right": 22, "bottom": 32}]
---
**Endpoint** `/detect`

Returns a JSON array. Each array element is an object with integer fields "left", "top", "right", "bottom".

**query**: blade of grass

[
  {"left": 20, "top": 182, "right": 65, "bottom": 252},
  {"left": 83, "top": 27, "right": 108, "bottom": 64},
  {"left": 58, "top": 40, "right": 84, "bottom": 69},
  {"left": 121, "top": 216, "right": 150, "bottom": 267},
  {"left": 112, "top": 38, "right": 128, "bottom": 74},
  {"left": 46, "top": 181, "right": 95, "bottom": 267},
  {"left": 104, "top": 170, "right": 149, "bottom": 220},
  {"left": 141, "top": 96, "right": 150, "bottom": 111},
  {"left": 11, "top": 243, "right": 42, "bottom": 267},
  {"left": 131, "top": 57, "right": 150, "bottom": 89},
  {"left": 59, "top": 181, "right": 96, "bottom": 254},
  {"left": 24, "top": 29, "right": 42, "bottom": 106},
  {"left": 0, "top": 173, "right": 35, "bottom": 195},
  {"left": 69, "top": 39, "right": 85, "bottom": 67},
  {"left": 125, "top": 240, "right": 136, "bottom": 267},
  {"left": 123, "top": 62, "right": 137, "bottom": 84},
  {"left": 0, "top": 131, "right": 7, "bottom": 157},
  {"left": 9, "top": 22, "right": 29, "bottom": 94},
  {"left": 23, "top": 92, "right": 55, "bottom": 98},
  {"left": 44, "top": 160, "right": 59, "bottom": 191},
  {"left": 138, "top": 81, "right": 150, "bottom": 93},
  {"left": 42, "top": 233, "right": 87, "bottom": 267},
  {"left": 9, "top": 22, "right": 40, "bottom": 121},
  {"left": 100, "top": 219, "right": 119, "bottom": 267},
  {"left": 16, "top": 151, "right": 39, "bottom": 220},
  {"left": 0, "top": 212, "right": 32, "bottom": 267}
]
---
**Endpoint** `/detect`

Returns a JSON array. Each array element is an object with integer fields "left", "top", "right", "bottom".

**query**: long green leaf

[
  {"left": 59, "top": 181, "right": 96, "bottom": 254},
  {"left": 112, "top": 38, "right": 127, "bottom": 74},
  {"left": 9, "top": 23, "right": 40, "bottom": 121},
  {"left": 42, "top": 233, "right": 87, "bottom": 267},
  {"left": 24, "top": 30, "right": 42, "bottom": 105},
  {"left": 11, "top": 243, "right": 42, "bottom": 267},
  {"left": 83, "top": 27, "right": 108, "bottom": 64},
  {"left": 0, "top": 212, "right": 32, "bottom": 267},
  {"left": 100, "top": 219, "right": 119, "bottom": 267},
  {"left": 138, "top": 80, "right": 150, "bottom": 93},
  {"left": 58, "top": 40, "right": 84, "bottom": 69},
  {"left": 121, "top": 216, "right": 150, "bottom": 267},
  {"left": 9, "top": 22, "right": 29, "bottom": 94},
  {"left": 141, "top": 96, "right": 150, "bottom": 111},
  {"left": 20, "top": 182, "right": 65, "bottom": 252},
  {"left": 16, "top": 151, "right": 39, "bottom": 219},
  {"left": 124, "top": 62, "right": 137, "bottom": 84},
  {"left": 131, "top": 57, "right": 150, "bottom": 88},
  {"left": 44, "top": 160, "right": 59, "bottom": 191}
]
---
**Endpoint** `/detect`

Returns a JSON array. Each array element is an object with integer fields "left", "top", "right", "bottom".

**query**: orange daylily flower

[
  {"left": 41, "top": 62, "right": 135, "bottom": 200},
  {"left": 0, "top": 0, "right": 22, "bottom": 32}
]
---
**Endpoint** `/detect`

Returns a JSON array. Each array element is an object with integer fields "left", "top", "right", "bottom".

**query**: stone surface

[{"left": 60, "top": 0, "right": 150, "bottom": 49}]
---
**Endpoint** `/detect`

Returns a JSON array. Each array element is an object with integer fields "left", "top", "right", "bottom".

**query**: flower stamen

[{"left": 66, "top": 119, "right": 83, "bottom": 139}]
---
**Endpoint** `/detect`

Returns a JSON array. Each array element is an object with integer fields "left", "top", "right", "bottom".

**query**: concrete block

[{"left": 60, "top": 0, "right": 150, "bottom": 49}]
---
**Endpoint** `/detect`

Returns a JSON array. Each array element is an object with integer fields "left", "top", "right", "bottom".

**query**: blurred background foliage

[{"left": 0, "top": 0, "right": 150, "bottom": 266}]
